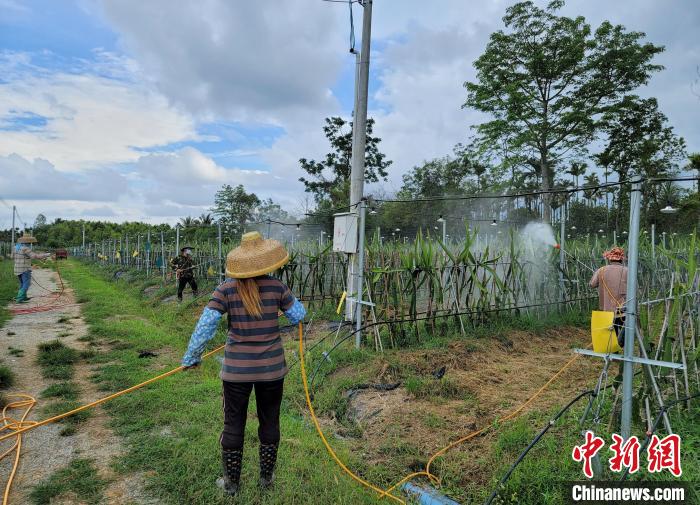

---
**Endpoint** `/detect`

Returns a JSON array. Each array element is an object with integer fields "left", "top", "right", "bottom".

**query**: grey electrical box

[{"left": 333, "top": 212, "right": 358, "bottom": 253}]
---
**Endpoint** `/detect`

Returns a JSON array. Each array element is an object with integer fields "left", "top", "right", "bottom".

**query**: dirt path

[{"left": 0, "top": 267, "right": 155, "bottom": 505}]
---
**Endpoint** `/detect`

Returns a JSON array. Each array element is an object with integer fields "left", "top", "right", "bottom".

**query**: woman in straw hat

[
  {"left": 181, "top": 231, "right": 306, "bottom": 496},
  {"left": 589, "top": 246, "right": 628, "bottom": 347},
  {"left": 13, "top": 232, "right": 51, "bottom": 303}
]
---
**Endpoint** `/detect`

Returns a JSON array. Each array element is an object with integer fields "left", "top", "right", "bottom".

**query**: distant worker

[
  {"left": 589, "top": 246, "right": 628, "bottom": 347},
  {"left": 181, "top": 231, "right": 306, "bottom": 496},
  {"left": 13, "top": 232, "right": 51, "bottom": 303},
  {"left": 170, "top": 246, "right": 198, "bottom": 302}
]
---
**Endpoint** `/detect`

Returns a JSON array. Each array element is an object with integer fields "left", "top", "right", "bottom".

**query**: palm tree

[
  {"left": 583, "top": 173, "right": 601, "bottom": 207},
  {"left": 687, "top": 153, "right": 700, "bottom": 193},
  {"left": 198, "top": 213, "right": 214, "bottom": 226},
  {"left": 180, "top": 216, "right": 196, "bottom": 228},
  {"left": 566, "top": 162, "right": 587, "bottom": 201}
]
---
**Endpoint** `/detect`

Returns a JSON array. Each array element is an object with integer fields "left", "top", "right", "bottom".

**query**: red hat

[{"left": 603, "top": 247, "right": 625, "bottom": 262}]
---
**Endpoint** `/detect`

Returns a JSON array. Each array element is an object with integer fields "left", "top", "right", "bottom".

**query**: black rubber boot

[
  {"left": 217, "top": 448, "right": 243, "bottom": 496},
  {"left": 259, "top": 444, "right": 278, "bottom": 489}
]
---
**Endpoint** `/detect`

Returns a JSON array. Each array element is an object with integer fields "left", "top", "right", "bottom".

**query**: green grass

[
  {"left": 8, "top": 346, "right": 24, "bottom": 357},
  {"left": 42, "top": 398, "right": 92, "bottom": 436},
  {"left": 0, "top": 259, "right": 16, "bottom": 327},
  {"left": 36, "top": 340, "right": 80, "bottom": 380},
  {"left": 41, "top": 382, "right": 80, "bottom": 401},
  {"left": 30, "top": 458, "right": 108, "bottom": 505},
  {"left": 0, "top": 364, "right": 15, "bottom": 389}
]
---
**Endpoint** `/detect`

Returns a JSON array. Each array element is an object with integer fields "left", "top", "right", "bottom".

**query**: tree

[
  {"left": 198, "top": 213, "right": 214, "bottom": 226},
  {"left": 686, "top": 153, "right": 700, "bottom": 193},
  {"left": 211, "top": 184, "right": 261, "bottom": 233},
  {"left": 464, "top": 0, "right": 664, "bottom": 221},
  {"left": 180, "top": 216, "right": 198, "bottom": 228},
  {"left": 34, "top": 213, "right": 47, "bottom": 228},
  {"left": 299, "top": 116, "right": 391, "bottom": 209},
  {"left": 254, "top": 198, "right": 292, "bottom": 223}
]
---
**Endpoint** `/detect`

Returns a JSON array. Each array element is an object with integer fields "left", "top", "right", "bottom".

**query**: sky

[{"left": 0, "top": 0, "right": 698, "bottom": 228}]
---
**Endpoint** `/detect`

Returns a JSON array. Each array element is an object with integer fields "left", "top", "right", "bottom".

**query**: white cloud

[
  {"left": 99, "top": 0, "right": 346, "bottom": 123},
  {"left": 0, "top": 153, "right": 127, "bottom": 201},
  {"left": 0, "top": 51, "right": 198, "bottom": 170}
]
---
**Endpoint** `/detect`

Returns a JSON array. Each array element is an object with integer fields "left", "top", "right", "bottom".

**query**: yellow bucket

[{"left": 591, "top": 311, "right": 622, "bottom": 354}]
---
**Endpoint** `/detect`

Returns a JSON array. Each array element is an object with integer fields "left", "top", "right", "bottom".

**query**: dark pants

[
  {"left": 613, "top": 315, "right": 626, "bottom": 348},
  {"left": 221, "top": 379, "right": 284, "bottom": 450},
  {"left": 177, "top": 276, "right": 198, "bottom": 300}
]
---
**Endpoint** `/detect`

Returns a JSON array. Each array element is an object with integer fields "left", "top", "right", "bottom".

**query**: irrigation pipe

[{"left": 484, "top": 389, "right": 595, "bottom": 505}]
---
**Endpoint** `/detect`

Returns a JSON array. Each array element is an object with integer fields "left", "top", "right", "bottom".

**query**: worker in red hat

[{"left": 589, "top": 246, "right": 628, "bottom": 347}]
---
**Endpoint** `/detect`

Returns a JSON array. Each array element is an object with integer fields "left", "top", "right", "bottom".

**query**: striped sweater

[{"left": 182, "top": 276, "right": 306, "bottom": 382}]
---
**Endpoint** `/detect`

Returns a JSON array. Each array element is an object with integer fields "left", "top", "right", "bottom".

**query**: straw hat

[
  {"left": 225, "top": 231, "right": 289, "bottom": 279},
  {"left": 17, "top": 232, "right": 37, "bottom": 244},
  {"left": 603, "top": 246, "right": 625, "bottom": 262}
]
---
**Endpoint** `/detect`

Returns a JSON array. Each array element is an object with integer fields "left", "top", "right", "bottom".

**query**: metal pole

[
  {"left": 621, "top": 175, "right": 642, "bottom": 440},
  {"left": 137, "top": 235, "right": 141, "bottom": 270},
  {"left": 355, "top": 200, "right": 367, "bottom": 349},
  {"left": 651, "top": 223, "right": 655, "bottom": 263},
  {"left": 161, "top": 231, "right": 165, "bottom": 281},
  {"left": 559, "top": 204, "right": 566, "bottom": 303},
  {"left": 613, "top": 230, "right": 617, "bottom": 245},
  {"left": 346, "top": 0, "right": 373, "bottom": 321},
  {"left": 125, "top": 236, "right": 129, "bottom": 267},
  {"left": 442, "top": 220, "right": 447, "bottom": 243},
  {"left": 267, "top": 219, "right": 272, "bottom": 239},
  {"left": 175, "top": 225, "right": 180, "bottom": 286},
  {"left": 11, "top": 206, "right": 15, "bottom": 255},
  {"left": 82, "top": 223, "right": 85, "bottom": 250},
  {"left": 146, "top": 230, "right": 151, "bottom": 276},
  {"left": 217, "top": 221, "right": 223, "bottom": 283}
]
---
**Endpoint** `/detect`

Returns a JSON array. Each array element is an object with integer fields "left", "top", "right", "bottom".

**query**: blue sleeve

[
  {"left": 284, "top": 298, "right": 306, "bottom": 325},
  {"left": 182, "top": 307, "right": 223, "bottom": 366}
]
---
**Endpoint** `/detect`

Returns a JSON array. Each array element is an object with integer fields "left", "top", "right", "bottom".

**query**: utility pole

[
  {"left": 345, "top": 0, "right": 373, "bottom": 322},
  {"left": 355, "top": 199, "right": 367, "bottom": 348},
  {"left": 621, "top": 176, "right": 642, "bottom": 440}
]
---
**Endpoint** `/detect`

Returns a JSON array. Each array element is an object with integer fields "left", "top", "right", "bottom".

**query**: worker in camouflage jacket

[{"left": 170, "top": 246, "right": 198, "bottom": 301}]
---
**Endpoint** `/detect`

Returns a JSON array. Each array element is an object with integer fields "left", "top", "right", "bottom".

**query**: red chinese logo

[
  {"left": 608, "top": 433, "right": 640, "bottom": 474},
  {"left": 647, "top": 434, "right": 682, "bottom": 477},
  {"left": 572, "top": 431, "right": 605, "bottom": 478}
]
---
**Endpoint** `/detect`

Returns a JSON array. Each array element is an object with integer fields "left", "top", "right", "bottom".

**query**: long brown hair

[{"left": 238, "top": 277, "right": 263, "bottom": 319}]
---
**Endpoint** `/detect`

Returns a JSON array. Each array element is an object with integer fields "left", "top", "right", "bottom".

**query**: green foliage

[
  {"left": 211, "top": 183, "right": 260, "bottom": 234},
  {"left": 464, "top": 0, "right": 666, "bottom": 220},
  {"left": 0, "top": 364, "right": 15, "bottom": 389},
  {"left": 30, "top": 458, "right": 108, "bottom": 505},
  {"left": 299, "top": 116, "right": 391, "bottom": 211}
]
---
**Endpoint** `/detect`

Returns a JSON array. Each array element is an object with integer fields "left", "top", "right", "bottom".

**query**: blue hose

[{"left": 401, "top": 482, "right": 461, "bottom": 505}]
